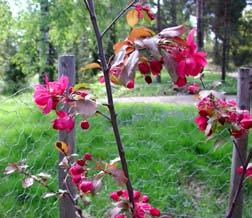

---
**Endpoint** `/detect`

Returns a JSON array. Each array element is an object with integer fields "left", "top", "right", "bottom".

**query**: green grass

[
  {"left": 1, "top": 93, "right": 251, "bottom": 218},
  {"left": 89, "top": 69, "right": 237, "bottom": 98}
]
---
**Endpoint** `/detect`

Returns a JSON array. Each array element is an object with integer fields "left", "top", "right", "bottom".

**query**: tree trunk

[
  {"left": 156, "top": 0, "right": 161, "bottom": 83},
  {"left": 39, "top": 0, "right": 52, "bottom": 83},
  {"left": 221, "top": 0, "right": 228, "bottom": 82},
  {"left": 196, "top": 0, "right": 204, "bottom": 50}
]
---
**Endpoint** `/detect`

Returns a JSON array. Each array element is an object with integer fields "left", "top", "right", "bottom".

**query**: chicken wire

[{"left": 0, "top": 77, "right": 251, "bottom": 218}]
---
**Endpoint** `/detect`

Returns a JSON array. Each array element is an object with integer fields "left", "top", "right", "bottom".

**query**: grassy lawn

[
  {"left": 89, "top": 69, "right": 237, "bottom": 98},
  {"left": 1, "top": 93, "right": 252, "bottom": 218}
]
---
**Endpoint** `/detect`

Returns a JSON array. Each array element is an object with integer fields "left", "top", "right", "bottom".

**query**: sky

[{"left": 6, "top": 0, "right": 29, "bottom": 17}]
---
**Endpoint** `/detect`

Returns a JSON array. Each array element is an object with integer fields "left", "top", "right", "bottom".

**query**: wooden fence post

[
  {"left": 58, "top": 55, "right": 76, "bottom": 218},
  {"left": 228, "top": 67, "right": 251, "bottom": 218}
]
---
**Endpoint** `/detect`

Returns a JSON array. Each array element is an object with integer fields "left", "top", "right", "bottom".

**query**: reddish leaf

[
  {"left": 92, "top": 178, "right": 103, "bottom": 194},
  {"left": 55, "top": 141, "right": 69, "bottom": 154},
  {"left": 73, "top": 99, "right": 97, "bottom": 118},
  {"left": 158, "top": 25, "right": 186, "bottom": 38},
  {"left": 110, "top": 168, "right": 128, "bottom": 185},
  {"left": 22, "top": 177, "right": 34, "bottom": 188},
  {"left": 126, "top": 9, "right": 139, "bottom": 27},
  {"left": 37, "top": 172, "right": 52, "bottom": 181},
  {"left": 4, "top": 163, "right": 18, "bottom": 175},
  {"left": 128, "top": 27, "right": 155, "bottom": 41},
  {"left": 162, "top": 53, "right": 178, "bottom": 83}
]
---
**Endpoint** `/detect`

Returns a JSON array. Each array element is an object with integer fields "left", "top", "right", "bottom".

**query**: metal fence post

[
  {"left": 228, "top": 67, "right": 251, "bottom": 218},
  {"left": 58, "top": 55, "right": 76, "bottom": 218}
]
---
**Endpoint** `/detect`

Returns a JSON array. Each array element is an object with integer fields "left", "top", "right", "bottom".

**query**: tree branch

[
  {"left": 84, "top": 0, "right": 135, "bottom": 209},
  {"left": 226, "top": 149, "right": 252, "bottom": 218},
  {"left": 101, "top": 0, "right": 138, "bottom": 37}
]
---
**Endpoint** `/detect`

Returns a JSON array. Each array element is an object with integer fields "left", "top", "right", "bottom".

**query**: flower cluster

[
  {"left": 165, "top": 29, "right": 207, "bottom": 87},
  {"left": 109, "top": 190, "right": 160, "bottom": 218},
  {"left": 33, "top": 76, "right": 97, "bottom": 132},
  {"left": 104, "top": 25, "right": 207, "bottom": 90},
  {"left": 69, "top": 153, "right": 95, "bottom": 194},
  {"left": 138, "top": 58, "right": 163, "bottom": 84},
  {"left": 195, "top": 92, "right": 252, "bottom": 138},
  {"left": 135, "top": 3, "right": 155, "bottom": 20},
  {"left": 187, "top": 83, "right": 200, "bottom": 94}
]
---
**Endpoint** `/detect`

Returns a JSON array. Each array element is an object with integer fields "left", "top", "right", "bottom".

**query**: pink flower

[
  {"left": 195, "top": 115, "right": 208, "bottom": 131},
  {"left": 52, "top": 111, "right": 74, "bottom": 132},
  {"left": 109, "top": 190, "right": 160, "bottom": 217},
  {"left": 237, "top": 163, "right": 252, "bottom": 178},
  {"left": 149, "top": 59, "right": 163, "bottom": 76},
  {"left": 110, "top": 192, "right": 120, "bottom": 201},
  {"left": 187, "top": 83, "right": 200, "bottom": 94},
  {"left": 174, "top": 29, "right": 207, "bottom": 79},
  {"left": 138, "top": 62, "right": 150, "bottom": 75},
  {"left": 150, "top": 208, "right": 161, "bottom": 216},
  {"left": 34, "top": 75, "right": 69, "bottom": 114},
  {"left": 115, "top": 215, "right": 126, "bottom": 218},
  {"left": 241, "top": 118, "right": 252, "bottom": 129},
  {"left": 72, "top": 175, "right": 82, "bottom": 185},
  {"left": 175, "top": 77, "right": 187, "bottom": 87},
  {"left": 69, "top": 164, "right": 84, "bottom": 176},
  {"left": 83, "top": 153, "right": 92, "bottom": 160},
  {"left": 78, "top": 180, "right": 94, "bottom": 193}
]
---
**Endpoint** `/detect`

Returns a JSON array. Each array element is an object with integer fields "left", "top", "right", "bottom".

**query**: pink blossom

[
  {"left": 52, "top": 111, "right": 74, "bottom": 132},
  {"left": 195, "top": 115, "right": 208, "bottom": 131},
  {"left": 83, "top": 153, "right": 93, "bottom": 160},
  {"left": 149, "top": 59, "right": 163, "bottom": 76},
  {"left": 109, "top": 190, "right": 160, "bottom": 217},
  {"left": 78, "top": 180, "right": 94, "bottom": 193},
  {"left": 175, "top": 77, "right": 187, "bottom": 87},
  {"left": 34, "top": 75, "right": 69, "bottom": 114},
  {"left": 150, "top": 208, "right": 161, "bottom": 216},
  {"left": 187, "top": 83, "right": 200, "bottom": 94},
  {"left": 69, "top": 164, "right": 84, "bottom": 176},
  {"left": 115, "top": 215, "right": 126, "bottom": 218},
  {"left": 173, "top": 29, "right": 207, "bottom": 79},
  {"left": 237, "top": 163, "right": 252, "bottom": 178},
  {"left": 241, "top": 118, "right": 252, "bottom": 129}
]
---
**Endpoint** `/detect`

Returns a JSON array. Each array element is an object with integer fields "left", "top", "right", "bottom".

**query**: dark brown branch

[
  {"left": 84, "top": 0, "right": 135, "bottom": 209},
  {"left": 101, "top": 0, "right": 138, "bottom": 37},
  {"left": 226, "top": 149, "right": 252, "bottom": 218}
]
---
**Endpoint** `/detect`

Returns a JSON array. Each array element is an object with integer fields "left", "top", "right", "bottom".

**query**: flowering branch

[
  {"left": 84, "top": 0, "right": 135, "bottom": 209},
  {"left": 226, "top": 149, "right": 252, "bottom": 218},
  {"left": 101, "top": 0, "right": 138, "bottom": 37}
]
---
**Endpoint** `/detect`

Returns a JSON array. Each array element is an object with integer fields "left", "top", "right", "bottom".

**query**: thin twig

[
  {"left": 84, "top": 0, "right": 135, "bottom": 209},
  {"left": 226, "top": 149, "right": 252, "bottom": 218},
  {"left": 96, "top": 110, "right": 111, "bottom": 121},
  {"left": 232, "top": 139, "right": 246, "bottom": 168},
  {"left": 22, "top": 171, "right": 56, "bottom": 194},
  {"left": 101, "top": 0, "right": 138, "bottom": 37},
  {"left": 200, "top": 77, "right": 206, "bottom": 89}
]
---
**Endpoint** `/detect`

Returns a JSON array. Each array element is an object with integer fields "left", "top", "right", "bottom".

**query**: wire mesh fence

[{"left": 1, "top": 72, "right": 252, "bottom": 218}]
